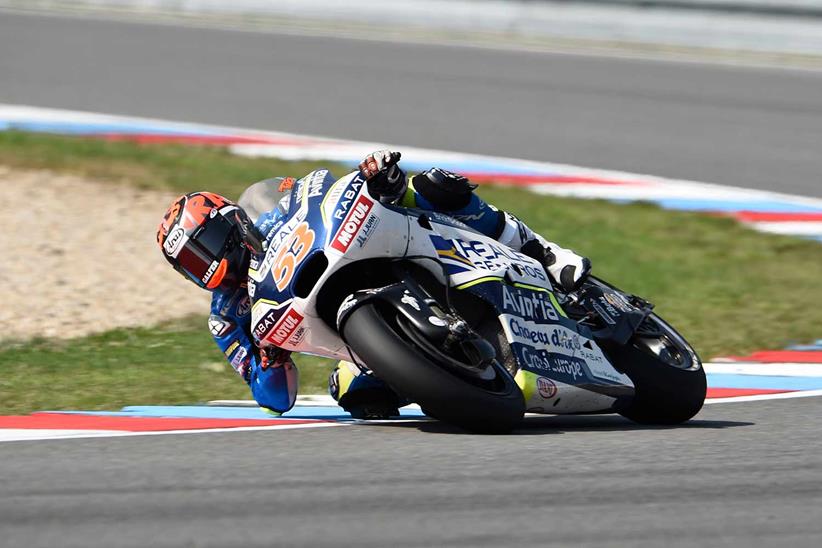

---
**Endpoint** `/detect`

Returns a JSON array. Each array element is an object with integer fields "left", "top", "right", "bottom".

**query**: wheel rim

[
  {"left": 394, "top": 314, "right": 509, "bottom": 393},
  {"left": 634, "top": 316, "right": 701, "bottom": 371}
]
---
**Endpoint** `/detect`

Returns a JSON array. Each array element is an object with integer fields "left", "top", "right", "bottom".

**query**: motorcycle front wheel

[{"left": 341, "top": 303, "right": 525, "bottom": 434}]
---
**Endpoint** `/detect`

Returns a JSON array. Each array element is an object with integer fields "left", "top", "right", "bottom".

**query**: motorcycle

[{"left": 248, "top": 169, "right": 706, "bottom": 433}]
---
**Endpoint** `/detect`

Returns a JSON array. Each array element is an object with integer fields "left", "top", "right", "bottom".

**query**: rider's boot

[
  {"left": 516, "top": 231, "right": 592, "bottom": 292},
  {"left": 328, "top": 361, "right": 401, "bottom": 419}
]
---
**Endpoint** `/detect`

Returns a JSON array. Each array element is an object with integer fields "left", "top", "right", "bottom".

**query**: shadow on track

[{"left": 367, "top": 414, "right": 753, "bottom": 435}]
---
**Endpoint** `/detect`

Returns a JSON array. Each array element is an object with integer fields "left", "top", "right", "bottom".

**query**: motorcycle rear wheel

[
  {"left": 579, "top": 277, "right": 706, "bottom": 424},
  {"left": 342, "top": 303, "right": 525, "bottom": 434},
  {"left": 611, "top": 313, "right": 706, "bottom": 424}
]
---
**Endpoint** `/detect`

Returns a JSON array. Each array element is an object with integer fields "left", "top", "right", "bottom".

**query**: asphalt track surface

[
  {"left": 2, "top": 397, "right": 822, "bottom": 547},
  {"left": 3, "top": 11, "right": 822, "bottom": 547},
  {"left": 2, "top": 11, "right": 822, "bottom": 198}
]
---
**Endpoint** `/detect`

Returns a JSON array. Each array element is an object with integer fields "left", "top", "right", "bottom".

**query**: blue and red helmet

[{"left": 157, "top": 192, "right": 252, "bottom": 290}]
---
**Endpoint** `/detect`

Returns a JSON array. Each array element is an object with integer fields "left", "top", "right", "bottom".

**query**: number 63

[{"left": 272, "top": 223, "right": 315, "bottom": 291}]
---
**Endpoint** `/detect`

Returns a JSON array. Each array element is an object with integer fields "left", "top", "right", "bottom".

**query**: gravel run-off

[{"left": 1, "top": 166, "right": 209, "bottom": 342}]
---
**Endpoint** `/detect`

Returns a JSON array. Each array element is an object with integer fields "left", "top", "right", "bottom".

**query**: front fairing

[
  {"left": 247, "top": 170, "right": 409, "bottom": 356},
  {"left": 247, "top": 169, "right": 339, "bottom": 352}
]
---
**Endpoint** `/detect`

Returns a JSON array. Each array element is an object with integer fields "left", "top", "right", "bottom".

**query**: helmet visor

[
  {"left": 194, "top": 213, "right": 235, "bottom": 257},
  {"left": 175, "top": 243, "right": 218, "bottom": 286},
  {"left": 175, "top": 214, "right": 238, "bottom": 287}
]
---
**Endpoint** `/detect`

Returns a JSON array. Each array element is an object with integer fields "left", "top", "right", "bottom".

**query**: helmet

[{"left": 157, "top": 192, "right": 252, "bottom": 291}]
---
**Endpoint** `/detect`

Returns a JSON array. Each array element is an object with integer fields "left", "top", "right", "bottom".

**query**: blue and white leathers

[{"left": 208, "top": 204, "right": 299, "bottom": 414}]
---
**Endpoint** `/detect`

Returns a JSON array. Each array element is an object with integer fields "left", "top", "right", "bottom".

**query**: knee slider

[{"left": 411, "top": 168, "right": 479, "bottom": 211}]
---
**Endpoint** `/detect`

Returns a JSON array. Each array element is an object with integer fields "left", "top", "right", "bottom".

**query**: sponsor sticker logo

[
  {"left": 537, "top": 376, "right": 557, "bottom": 399},
  {"left": 254, "top": 307, "right": 305, "bottom": 346},
  {"left": 269, "top": 308, "right": 305, "bottom": 346},
  {"left": 202, "top": 260, "right": 219, "bottom": 284},
  {"left": 236, "top": 295, "right": 251, "bottom": 317},
  {"left": 259, "top": 217, "right": 285, "bottom": 242},
  {"left": 332, "top": 195, "right": 373, "bottom": 253},
  {"left": 592, "top": 302, "right": 617, "bottom": 325},
  {"left": 336, "top": 294, "right": 359, "bottom": 326},
  {"left": 551, "top": 327, "right": 583, "bottom": 352},
  {"left": 501, "top": 285, "right": 559, "bottom": 322},
  {"left": 338, "top": 294, "right": 357, "bottom": 315},
  {"left": 332, "top": 180, "right": 365, "bottom": 221},
  {"left": 163, "top": 226, "right": 185, "bottom": 257},
  {"left": 503, "top": 310, "right": 627, "bottom": 384},
  {"left": 209, "top": 317, "right": 233, "bottom": 337},
  {"left": 604, "top": 292, "right": 632, "bottom": 312},
  {"left": 431, "top": 236, "right": 547, "bottom": 282},
  {"left": 305, "top": 169, "right": 328, "bottom": 200},
  {"left": 504, "top": 316, "right": 592, "bottom": 357},
  {"left": 230, "top": 346, "right": 248, "bottom": 371},
  {"left": 401, "top": 291, "right": 421, "bottom": 311},
  {"left": 356, "top": 214, "right": 380, "bottom": 248},
  {"left": 252, "top": 309, "right": 278, "bottom": 341},
  {"left": 287, "top": 325, "right": 307, "bottom": 346},
  {"left": 503, "top": 315, "right": 610, "bottom": 370},
  {"left": 451, "top": 211, "right": 486, "bottom": 222},
  {"left": 519, "top": 346, "right": 586, "bottom": 381},
  {"left": 506, "top": 317, "right": 555, "bottom": 347},
  {"left": 293, "top": 179, "right": 305, "bottom": 204}
]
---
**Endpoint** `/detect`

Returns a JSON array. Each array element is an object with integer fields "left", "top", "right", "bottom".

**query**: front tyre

[{"left": 342, "top": 304, "right": 525, "bottom": 434}]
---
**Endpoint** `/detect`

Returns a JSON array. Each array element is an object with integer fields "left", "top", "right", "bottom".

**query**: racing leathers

[{"left": 208, "top": 151, "right": 590, "bottom": 415}]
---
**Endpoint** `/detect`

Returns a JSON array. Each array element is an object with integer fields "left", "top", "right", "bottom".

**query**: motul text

[
  {"left": 332, "top": 195, "right": 373, "bottom": 252},
  {"left": 269, "top": 308, "right": 304, "bottom": 346}
]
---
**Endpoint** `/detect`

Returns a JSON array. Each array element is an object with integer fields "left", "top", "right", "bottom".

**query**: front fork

[{"left": 336, "top": 270, "right": 496, "bottom": 376}]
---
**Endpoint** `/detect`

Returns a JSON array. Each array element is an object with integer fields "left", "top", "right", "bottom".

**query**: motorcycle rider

[{"left": 156, "top": 150, "right": 591, "bottom": 418}]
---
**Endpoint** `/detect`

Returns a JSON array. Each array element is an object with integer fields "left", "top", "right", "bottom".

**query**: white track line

[
  {"left": 0, "top": 422, "right": 341, "bottom": 443},
  {"left": 750, "top": 222, "right": 822, "bottom": 236},
  {"left": 208, "top": 396, "right": 425, "bottom": 411},
  {"left": 704, "top": 389, "right": 822, "bottom": 404},
  {"left": 704, "top": 362, "right": 822, "bottom": 377}
]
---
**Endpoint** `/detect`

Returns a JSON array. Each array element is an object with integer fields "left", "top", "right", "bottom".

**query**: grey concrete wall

[
  {"left": 9, "top": 0, "right": 822, "bottom": 17},
  {"left": 4, "top": 0, "right": 822, "bottom": 56}
]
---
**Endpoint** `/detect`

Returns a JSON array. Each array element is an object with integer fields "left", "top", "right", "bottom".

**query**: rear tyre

[
  {"left": 342, "top": 304, "right": 525, "bottom": 433},
  {"left": 611, "top": 314, "right": 706, "bottom": 424}
]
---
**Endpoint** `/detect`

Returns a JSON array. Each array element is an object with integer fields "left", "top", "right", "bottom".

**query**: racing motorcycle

[{"left": 249, "top": 169, "right": 706, "bottom": 433}]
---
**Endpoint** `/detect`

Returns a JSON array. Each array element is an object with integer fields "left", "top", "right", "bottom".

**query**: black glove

[
  {"left": 359, "top": 150, "right": 406, "bottom": 202},
  {"left": 260, "top": 347, "right": 291, "bottom": 371}
]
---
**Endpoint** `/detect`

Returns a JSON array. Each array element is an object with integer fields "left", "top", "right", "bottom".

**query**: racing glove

[
  {"left": 260, "top": 347, "right": 292, "bottom": 370},
  {"left": 359, "top": 150, "right": 407, "bottom": 203}
]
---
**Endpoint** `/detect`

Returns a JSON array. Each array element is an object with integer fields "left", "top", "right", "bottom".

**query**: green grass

[
  {"left": 2, "top": 131, "right": 822, "bottom": 413},
  {"left": 482, "top": 190, "right": 822, "bottom": 356},
  {"left": 0, "top": 130, "right": 349, "bottom": 198},
  {"left": 0, "top": 318, "right": 334, "bottom": 414}
]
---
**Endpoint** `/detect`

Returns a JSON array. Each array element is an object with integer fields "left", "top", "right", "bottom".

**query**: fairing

[{"left": 247, "top": 169, "right": 634, "bottom": 414}]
